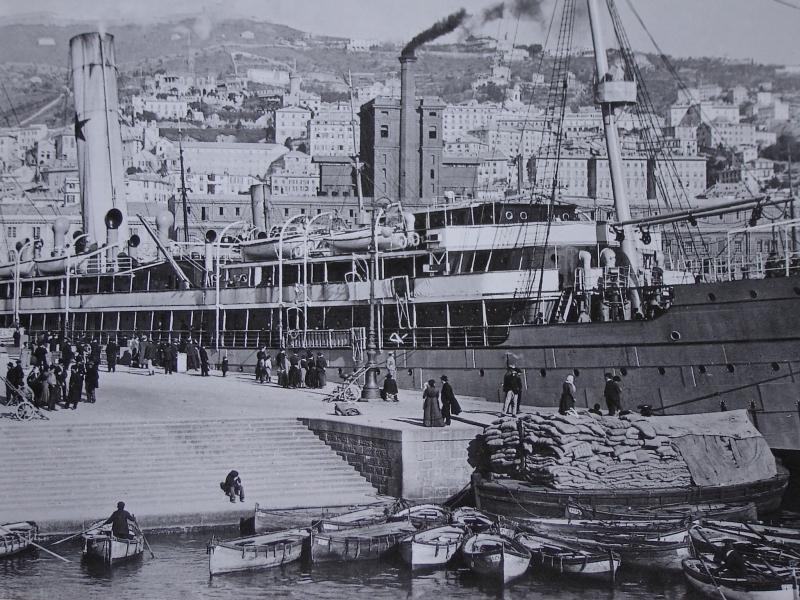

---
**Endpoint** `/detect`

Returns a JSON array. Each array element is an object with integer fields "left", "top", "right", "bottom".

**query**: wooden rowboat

[
  {"left": 399, "top": 525, "right": 466, "bottom": 569},
  {"left": 565, "top": 501, "right": 758, "bottom": 523},
  {"left": 82, "top": 524, "right": 144, "bottom": 565},
  {"left": 208, "top": 528, "right": 309, "bottom": 575},
  {"left": 450, "top": 507, "right": 495, "bottom": 532},
  {"left": 310, "top": 521, "right": 417, "bottom": 562},
  {"left": 389, "top": 504, "right": 450, "bottom": 529},
  {"left": 313, "top": 505, "right": 390, "bottom": 532},
  {"left": 516, "top": 517, "right": 689, "bottom": 543},
  {"left": 692, "top": 520, "right": 800, "bottom": 552},
  {"left": 683, "top": 557, "right": 799, "bottom": 600},
  {"left": 516, "top": 532, "right": 620, "bottom": 581},
  {"left": 0, "top": 522, "right": 38, "bottom": 558},
  {"left": 462, "top": 533, "right": 531, "bottom": 584}
]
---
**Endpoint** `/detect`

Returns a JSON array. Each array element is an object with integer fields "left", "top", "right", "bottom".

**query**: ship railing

[{"left": 381, "top": 326, "right": 509, "bottom": 349}]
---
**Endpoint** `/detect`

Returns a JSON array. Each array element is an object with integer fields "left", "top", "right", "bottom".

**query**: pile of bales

[{"left": 482, "top": 411, "right": 693, "bottom": 490}]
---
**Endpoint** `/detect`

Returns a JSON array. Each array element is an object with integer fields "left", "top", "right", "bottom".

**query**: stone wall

[{"left": 301, "top": 418, "right": 477, "bottom": 503}]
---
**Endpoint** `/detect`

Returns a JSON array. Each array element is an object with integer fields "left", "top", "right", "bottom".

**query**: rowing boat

[
  {"left": 310, "top": 521, "right": 417, "bottom": 562},
  {"left": 565, "top": 501, "right": 758, "bottom": 523},
  {"left": 0, "top": 522, "right": 38, "bottom": 558},
  {"left": 399, "top": 525, "right": 466, "bottom": 569},
  {"left": 208, "top": 528, "right": 309, "bottom": 575},
  {"left": 693, "top": 520, "right": 800, "bottom": 551},
  {"left": 516, "top": 517, "right": 689, "bottom": 543},
  {"left": 683, "top": 557, "right": 799, "bottom": 600},
  {"left": 389, "top": 504, "right": 450, "bottom": 529},
  {"left": 516, "top": 532, "right": 620, "bottom": 581},
  {"left": 462, "top": 533, "right": 532, "bottom": 583},
  {"left": 450, "top": 507, "right": 495, "bottom": 532},
  {"left": 313, "top": 506, "right": 390, "bottom": 532},
  {"left": 82, "top": 523, "right": 144, "bottom": 564}
]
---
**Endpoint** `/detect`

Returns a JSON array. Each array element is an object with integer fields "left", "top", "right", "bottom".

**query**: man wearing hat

[
  {"left": 502, "top": 365, "right": 522, "bottom": 415},
  {"left": 104, "top": 501, "right": 136, "bottom": 540},
  {"left": 5, "top": 359, "right": 24, "bottom": 405},
  {"left": 386, "top": 351, "right": 396, "bottom": 380},
  {"left": 440, "top": 375, "right": 462, "bottom": 425},
  {"left": 603, "top": 372, "right": 622, "bottom": 416},
  {"left": 381, "top": 373, "right": 398, "bottom": 402}
]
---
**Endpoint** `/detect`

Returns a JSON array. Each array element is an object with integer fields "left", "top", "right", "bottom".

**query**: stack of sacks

[{"left": 482, "top": 411, "right": 692, "bottom": 490}]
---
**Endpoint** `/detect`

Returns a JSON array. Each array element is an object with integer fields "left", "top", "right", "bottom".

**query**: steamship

[{"left": 3, "top": 1, "right": 800, "bottom": 455}]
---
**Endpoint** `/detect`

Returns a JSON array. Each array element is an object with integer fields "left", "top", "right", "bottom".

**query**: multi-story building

[
  {"left": 444, "top": 135, "right": 489, "bottom": 156},
  {"left": 131, "top": 96, "right": 189, "bottom": 121},
  {"left": 55, "top": 133, "right": 77, "bottom": 162},
  {"left": 172, "top": 172, "right": 260, "bottom": 196},
  {"left": 717, "top": 158, "right": 775, "bottom": 194},
  {"left": 179, "top": 142, "right": 288, "bottom": 178},
  {"left": 697, "top": 121, "right": 756, "bottom": 150},
  {"left": 589, "top": 156, "right": 649, "bottom": 202},
  {"left": 356, "top": 79, "right": 401, "bottom": 106},
  {"left": 275, "top": 106, "right": 312, "bottom": 144},
  {"left": 126, "top": 173, "right": 175, "bottom": 204},
  {"left": 442, "top": 100, "right": 499, "bottom": 141},
  {"left": 308, "top": 108, "right": 359, "bottom": 157},
  {"left": 246, "top": 69, "right": 290, "bottom": 86},
  {"left": 669, "top": 102, "right": 740, "bottom": 127},
  {"left": 282, "top": 74, "right": 321, "bottom": 114},
  {"left": 269, "top": 151, "right": 319, "bottom": 196}
]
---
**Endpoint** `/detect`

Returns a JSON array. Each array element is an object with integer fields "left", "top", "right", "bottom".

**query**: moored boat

[
  {"left": 310, "top": 521, "right": 417, "bottom": 562},
  {"left": 0, "top": 261, "right": 35, "bottom": 279},
  {"left": 683, "top": 557, "right": 799, "bottom": 600},
  {"left": 516, "top": 532, "right": 620, "bottom": 581},
  {"left": 690, "top": 521, "right": 800, "bottom": 553},
  {"left": 325, "top": 227, "right": 409, "bottom": 254},
  {"left": 313, "top": 505, "right": 391, "bottom": 532},
  {"left": 0, "top": 522, "right": 38, "bottom": 558},
  {"left": 82, "top": 523, "right": 144, "bottom": 564},
  {"left": 399, "top": 525, "right": 466, "bottom": 569},
  {"left": 461, "top": 532, "right": 531, "bottom": 584},
  {"left": 450, "top": 507, "right": 494, "bottom": 532},
  {"left": 516, "top": 517, "right": 689, "bottom": 543},
  {"left": 389, "top": 504, "right": 450, "bottom": 529},
  {"left": 565, "top": 501, "right": 758, "bottom": 523},
  {"left": 207, "top": 528, "right": 309, "bottom": 575}
]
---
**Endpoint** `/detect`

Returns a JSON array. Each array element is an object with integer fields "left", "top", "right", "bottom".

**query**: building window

[
  {"left": 382, "top": 154, "right": 387, "bottom": 164},
  {"left": 428, "top": 126, "right": 437, "bottom": 139},
  {"left": 300, "top": 208, "right": 306, "bottom": 214},
  {"left": 430, "top": 169, "right": 435, "bottom": 179},
  {"left": 201, "top": 207, "right": 208, "bottom": 221},
  {"left": 380, "top": 125, "right": 389, "bottom": 138},
  {"left": 284, "top": 208, "right": 290, "bottom": 217},
  {"left": 32, "top": 227, "right": 41, "bottom": 239},
  {"left": 429, "top": 112, "right": 437, "bottom": 117},
  {"left": 235, "top": 207, "right": 240, "bottom": 216},
  {"left": 7, "top": 227, "right": 15, "bottom": 238}
]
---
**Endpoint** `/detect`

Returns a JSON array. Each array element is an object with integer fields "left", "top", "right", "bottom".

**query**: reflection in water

[{"left": 0, "top": 526, "right": 692, "bottom": 600}]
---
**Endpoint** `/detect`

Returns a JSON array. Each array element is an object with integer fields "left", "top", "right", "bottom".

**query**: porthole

[
  {"left": 505, "top": 211, "right": 514, "bottom": 220},
  {"left": 540, "top": 369, "right": 547, "bottom": 377},
  {"left": 562, "top": 213, "right": 570, "bottom": 221},
  {"left": 726, "top": 364, "right": 735, "bottom": 373},
  {"left": 670, "top": 331, "right": 681, "bottom": 341},
  {"left": 698, "top": 365, "right": 707, "bottom": 374},
  {"left": 771, "top": 362, "right": 780, "bottom": 371},
  {"left": 572, "top": 368, "right": 580, "bottom": 378},
  {"left": 620, "top": 367, "right": 628, "bottom": 376},
  {"left": 519, "top": 212, "right": 528, "bottom": 220},
  {"left": 658, "top": 366, "right": 666, "bottom": 375},
  {"left": 407, "top": 368, "right": 413, "bottom": 376},
  {"left": 707, "top": 293, "right": 716, "bottom": 302},
  {"left": 479, "top": 369, "right": 485, "bottom": 377},
  {"left": 749, "top": 290, "right": 758, "bottom": 299}
]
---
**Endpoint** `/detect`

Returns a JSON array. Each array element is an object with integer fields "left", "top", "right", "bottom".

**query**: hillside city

[{"left": 1, "top": 16, "right": 800, "bottom": 264}]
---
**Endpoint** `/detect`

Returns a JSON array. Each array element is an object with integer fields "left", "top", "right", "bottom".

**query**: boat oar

[
  {"left": 697, "top": 554, "right": 728, "bottom": 600},
  {"left": 0, "top": 525, "right": 71, "bottom": 563},
  {"left": 135, "top": 520, "right": 155, "bottom": 558},
  {"left": 49, "top": 519, "right": 106, "bottom": 547},
  {"left": 743, "top": 523, "right": 800, "bottom": 560}
]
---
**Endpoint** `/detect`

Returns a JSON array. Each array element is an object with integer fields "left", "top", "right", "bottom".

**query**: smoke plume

[
  {"left": 483, "top": 0, "right": 546, "bottom": 24},
  {"left": 402, "top": 8, "right": 469, "bottom": 57}
]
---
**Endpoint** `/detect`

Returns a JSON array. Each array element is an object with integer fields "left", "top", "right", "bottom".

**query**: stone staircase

[{"left": 0, "top": 418, "right": 380, "bottom": 529}]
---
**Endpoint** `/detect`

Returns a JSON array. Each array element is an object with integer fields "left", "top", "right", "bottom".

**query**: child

[{"left": 221, "top": 355, "right": 229, "bottom": 377}]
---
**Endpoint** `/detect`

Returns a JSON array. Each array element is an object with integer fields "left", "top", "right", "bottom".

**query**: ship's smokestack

[
  {"left": 250, "top": 184, "right": 268, "bottom": 232},
  {"left": 70, "top": 32, "right": 129, "bottom": 250},
  {"left": 155, "top": 210, "right": 174, "bottom": 258},
  {"left": 204, "top": 229, "right": 217, "bottom": 274},
  {"left": 105, "top": 208, "right": 123, "bottom": 265},
  {"left": 399, "top": 55, "right": 418, "bottom": 201}
]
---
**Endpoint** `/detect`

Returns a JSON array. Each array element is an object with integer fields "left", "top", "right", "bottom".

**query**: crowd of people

[{"left": 260, "top": 348, "right": 329, "bottom": 390}]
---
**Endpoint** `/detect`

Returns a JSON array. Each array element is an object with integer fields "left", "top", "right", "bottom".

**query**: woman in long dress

[
  {"left": 422, "top": 379, "right": 445, "bottom": 427},
  {"left": 558, "top": 374, "right": 576, "bottom": 415}
]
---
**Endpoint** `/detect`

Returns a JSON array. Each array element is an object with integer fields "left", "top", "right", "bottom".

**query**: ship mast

[
  {"left": 586, "top": 0, "right": 639, "bottom": 271},
  {"left": 178, "top": 120, "right": 189, "bottom": 243}
]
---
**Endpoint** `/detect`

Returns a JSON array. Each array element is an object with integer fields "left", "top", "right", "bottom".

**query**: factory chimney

[{"left": 398, "top": 54, "right": 418, "bottom": 201}]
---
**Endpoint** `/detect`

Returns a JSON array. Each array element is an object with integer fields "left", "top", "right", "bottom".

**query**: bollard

[{"left": 719, "top": 400, "right": 727, "bottom": 412}]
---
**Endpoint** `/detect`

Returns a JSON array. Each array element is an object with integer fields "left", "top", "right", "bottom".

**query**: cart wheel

[
  {"left": 344, "top": 383, "right": 360, "bottom": 402},
  {"left": 17, "top": 401, "right": 35, "bottom": 421}
]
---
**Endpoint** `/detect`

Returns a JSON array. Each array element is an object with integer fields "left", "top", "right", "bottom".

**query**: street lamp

[
  {"left": 215, "top": 220, "right": 247, "bottom": 351},
  {"left": 361, "top": 198, "right": 390, "bottom": 401},
  {"left": 64, "top": 233, "right": 89, "bottom": 336},
  {"left": 12, "top": 238, "right": 32, "bottom": 328},
  {"left": 278, "top": 213, "right": 307, "bottom": 350},
  {"left": 303, "top": 211, "right": 332, "bottom": 347}
]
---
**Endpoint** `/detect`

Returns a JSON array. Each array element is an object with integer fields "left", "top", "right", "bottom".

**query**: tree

[{"left": 761, "top": 134, "right": 800, "bottom": 162}]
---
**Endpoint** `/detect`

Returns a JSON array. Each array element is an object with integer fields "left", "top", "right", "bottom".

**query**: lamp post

[
  {"left": 64, "top": 233, "right": 89, "bottom": 336},
  {"left": 303, "top": 211, "right": 332, "bottom": 347},
  {"left": 12, "top": 239, "right": 32, "bottom": 329},
  {"left": 361, "top": 199, "right": 390, "bottom": 401},
  {"left": 215, "top": 220, "right": 247, "bottom": 351},
  {"left": 278, "top": 213, "right": 307, "bottom": 351}
]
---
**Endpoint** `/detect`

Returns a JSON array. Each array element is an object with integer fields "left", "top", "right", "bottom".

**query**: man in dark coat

[
  {"left": 603, "top": 372, "right": 622, "bottom": 416},
  {"left": 199, "top": 345, "right": 210, "bottom": 376},
  {"left": 163, "top": 344, "right": 175, "bottom": 375},
  {"left": 220, "top": 470, "right": 245, "bottom": 503},
  {"left": 104, "top": 501, "right": 136, "bottom": 540},
  {"left": 33, "top": 343, "right": 48, "bottom": 369},
  {"left": 440, "top": 375, "right": 462, "bottom": 425},
  {"left": 316, "top": 352, "right": 327, "bottom": 388},
  {"left": 65, "top": 359, "right": 85, "bottom": 409},
  {"left": 85, "top": 360, "right": 99, "bottom": 403},
  {"left": 381, "top": 373, "right": 398, "bottom": 402},
  {"left": 106, "top": 340, "right": 118, "bottom": 372},
  {"left": 61, "top": 339, "right": 74, "bottom": 370},
  {"left": 502, "top": 365, "right": 522, "bottom": 415}
]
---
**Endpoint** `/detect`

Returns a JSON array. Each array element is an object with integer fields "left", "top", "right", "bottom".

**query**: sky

[{"left": 1, "top": 0, "right": 800, "bottom": 65}]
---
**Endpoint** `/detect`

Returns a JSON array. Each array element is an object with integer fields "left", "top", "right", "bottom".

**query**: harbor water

[{"left": 0, "top": 524, "right": 688, "bottom": 600}]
